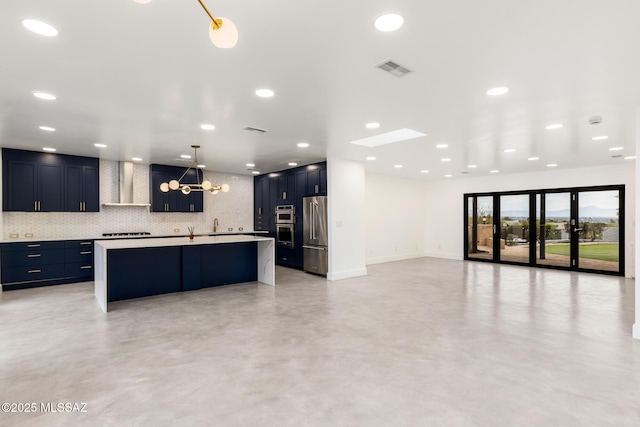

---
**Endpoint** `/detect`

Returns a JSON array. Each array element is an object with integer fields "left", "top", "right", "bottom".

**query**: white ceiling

[{"left": 1, "top": 0, "right": 639, "bottom": 180}]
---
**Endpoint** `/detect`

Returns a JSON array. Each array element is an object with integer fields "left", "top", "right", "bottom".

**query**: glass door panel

[
  {"left": 499, "top": 194, "right": 530, "bottom": 263},
  {"left": 577, "top": 190, "right": 620, "bottom": 272},
  {"left": 468, "top": 196, "right": 494, "bottom": 260},
  {"left": 536, "top": 192, "right": 571, "bottom": 268}
]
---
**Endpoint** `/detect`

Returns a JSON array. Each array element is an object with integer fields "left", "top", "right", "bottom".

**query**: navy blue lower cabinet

[
  {"left": 201, "top": 243, "right": 257, "bottom": 287},
  {"left": 182, "top": 245, "right": 202, "bottom": 291},
  {"left": 107, "top": 247, "right": 182, "bottom": 302}
]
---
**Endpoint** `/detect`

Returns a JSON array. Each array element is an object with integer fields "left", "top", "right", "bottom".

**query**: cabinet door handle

[
  {"left": 80, "top": 266, "right": 92, "bottom": 270},
  {"left": 80, "top": 242, "right": 92, "bottom": 245},
  {"left": 80, "top": 251, "right": 92, "bottom": 255},
  {"left": 258, "top": 207, "right": 262, "bottom": 215},
  {"left": 80, "top": 202, "right": 83, "bottom": 211},
  {"left": 27, "top": 254, "right": 41, "bottom": 258},
  {"left": 35, "top": 201, "right": 38, "bottom": 211},
  {"left": 283, "top": 191, "right": 287, "bottom": 200},
  {"left": 38, "top": 201, "right": 41, "bottom": 211},
  {"left": 27, "top": 244, "right": 41, "bottom": 248},
  {"left": 28, "top": 269, "right": 42, "bottom": 274},
  {"left": 83, "top": 202, "right": 86, "bottom": 211},
  {"left": 315, "top": 184, "right": 319, "bottom": 194}
]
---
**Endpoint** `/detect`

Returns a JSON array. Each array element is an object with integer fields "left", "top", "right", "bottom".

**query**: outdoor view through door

[{"left": 465, "top": 185, "right": 624, "bottom": 276}]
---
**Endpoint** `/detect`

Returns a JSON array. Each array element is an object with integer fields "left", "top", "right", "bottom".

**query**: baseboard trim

[{"left": 327, "top": 268, "right": 368, "bottom": 281}]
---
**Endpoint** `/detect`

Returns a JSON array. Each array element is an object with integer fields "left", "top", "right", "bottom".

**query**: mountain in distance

[{"left": 500, "top": 205, "right": 618, "bottom": 220}]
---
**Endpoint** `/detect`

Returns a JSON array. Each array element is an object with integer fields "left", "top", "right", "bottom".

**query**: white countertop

[
  {"left": 0, "top": 231, "right": 268, "bottom": 244},
  {"left": 94, "top": 234, "right": 274, "bottom": 250}
]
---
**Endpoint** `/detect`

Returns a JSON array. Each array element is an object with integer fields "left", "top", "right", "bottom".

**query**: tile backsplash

[{"left": 3, "top": 160, "right": 254, "bottom": 239}]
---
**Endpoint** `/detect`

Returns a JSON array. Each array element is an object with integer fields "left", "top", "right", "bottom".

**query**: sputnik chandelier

[{"left": 160, "top": 145, "right": 230, "bottom": 195}]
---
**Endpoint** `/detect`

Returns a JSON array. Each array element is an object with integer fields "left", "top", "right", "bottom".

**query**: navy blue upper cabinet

[
  {"left": 149, "top": 164, "right": 203, "bottom": 212},
  {"left": 305, "top": 162, "right": 327, "bottom": 196},
  {"left": 2, "top": 148, "right": 97, "bottom": 212},
  {"left": 64, "top": 158, "right": 99, "bottom": 212}
]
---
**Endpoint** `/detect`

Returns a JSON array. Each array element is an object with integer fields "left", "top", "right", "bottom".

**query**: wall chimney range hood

[{"left": 102, "top": 161, "right": 150, "bottom": 207}]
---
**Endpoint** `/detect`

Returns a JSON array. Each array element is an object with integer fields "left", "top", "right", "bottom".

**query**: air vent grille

[
  {"left": 243, "top": 126, "right": 268, "bottom": 134},
  {"left": 376, "top": 60, "right": 412, "bottom": 77}
]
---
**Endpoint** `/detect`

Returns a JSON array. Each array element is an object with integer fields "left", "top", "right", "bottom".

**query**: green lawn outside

[{"left": 540, "top": 243, "right": 619, "bottom": 262}]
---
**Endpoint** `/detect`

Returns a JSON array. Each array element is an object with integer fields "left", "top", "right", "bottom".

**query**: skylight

[{"left": 349, "top": 128, "right": 426, "bottom": 148}]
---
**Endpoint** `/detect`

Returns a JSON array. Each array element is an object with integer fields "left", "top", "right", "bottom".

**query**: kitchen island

[{"left": 94, "top": 235, "right": 274, "bottom": 312}]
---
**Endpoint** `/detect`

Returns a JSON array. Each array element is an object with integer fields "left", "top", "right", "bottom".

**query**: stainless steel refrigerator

[{"left": 303, "top": 196, "right": 328, "bottom": 275}]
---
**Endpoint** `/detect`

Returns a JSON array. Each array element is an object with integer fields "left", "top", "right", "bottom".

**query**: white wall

[
  {"left": 327, "top": 157, "right": 367, "bottom": 280},
  {"left": 2, "top": 159, "right": 253, "bottom": 239},
  {"left": 365, "top": 173, "right": 428, "bottom": 264},
  {"left": 424, "top": 163, "right": 636, "bottom": 277},
  {"left": 634, "top": 107, "right": 640, "bottom": 339}
]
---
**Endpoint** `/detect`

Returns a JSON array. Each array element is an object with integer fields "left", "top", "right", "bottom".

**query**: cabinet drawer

[
  {"left": 65, "top": 262, "right": 94, "bottom": 279},
  {"left": 1, "top": 249, "right": 65, "bottom": 267},
  {"left": 64, "top": 247, "right": 94, "bottom": 264},
  {"left": 65, "top": 240, "right": 94, "bottom": 249},
  {"left": 1, "top": 264, "right": 66, "bottom": 284},
  {"left": 0, "top": 241, "right": 65, "bottom": 252}
]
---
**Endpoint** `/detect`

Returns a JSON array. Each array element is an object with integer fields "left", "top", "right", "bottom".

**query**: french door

[{"left": 465, "top": 185, "right": 624, "bottom": 275}]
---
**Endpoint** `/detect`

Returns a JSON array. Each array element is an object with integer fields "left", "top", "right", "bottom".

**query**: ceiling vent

[
  {"left": 376, "top": 60, "right": 412, "bottom": 77},
  {"left": 243, "top": 126, "right": 267, "bottom": 134}
]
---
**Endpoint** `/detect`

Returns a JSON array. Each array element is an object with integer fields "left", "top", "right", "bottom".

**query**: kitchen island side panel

[{"left": 107, "top": 246, "right": 182, "bottom": 302}]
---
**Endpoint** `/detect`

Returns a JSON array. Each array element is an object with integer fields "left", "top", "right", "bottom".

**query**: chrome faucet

[{"left": 213, "top": 218, "right": 218, "bottom": 233}]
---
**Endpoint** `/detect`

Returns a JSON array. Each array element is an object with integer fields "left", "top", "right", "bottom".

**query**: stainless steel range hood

[{"left": 102, "top": 161, "right": 151, "bottom": 207}]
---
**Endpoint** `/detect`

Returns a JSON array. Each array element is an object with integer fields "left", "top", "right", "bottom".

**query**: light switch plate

[{"left": 174, "top": 229, "right": 180, "bottom": 233}]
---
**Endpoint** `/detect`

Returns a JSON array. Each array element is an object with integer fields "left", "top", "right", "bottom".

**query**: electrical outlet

[
  {"left": 228, "top": 227, "right": 233, "bottom": 231},
  {"left": 9, "top": 233, "right": 19, "bottom": 238},
  {"left": 25, "top": 233, "right": 34, "bottom": 238},
  {"left": 174, "top": 228, "right": 180, "bottom": 233},
  {"left": 239, "top": 227, "right": 243, "bottom": 231}
]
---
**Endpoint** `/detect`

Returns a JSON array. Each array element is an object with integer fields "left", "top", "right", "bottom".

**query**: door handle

[{"left": 574, "top": 228, "right": 583, "bottom": 232}]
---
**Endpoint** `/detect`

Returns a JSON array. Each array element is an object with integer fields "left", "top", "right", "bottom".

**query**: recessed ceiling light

[
  {"left": 350, "top": 128, "right": 426, "bottom": 147},
  {"left": 503, "top": 148, "right": 516, "bottom": 153},
  {"left": 487, "top": 87, "right": 509, "bottom": 96},
  {"left": 22, "top": 19, "right": 58, "bottom": 37},
  {"left": 441, "top": 158, "right": 451, "bottom": 162},
  {"left": 132, "top": 157, "right": 142, "bottom": 162},
  {"left": 374, "top": 13, "right": 404, "bottom": 32},
  {"left": 181, "top": 154, "right": 191, "bottom": 159},
  {"left": 444, "top": 174, "right": 453, "bottom": 178},
  {"left": 366, "top": 156, "right": 376, "bottom": 161},
  {"left": 365, "top": 122, "right": 380, "bottom": 129},
  {"left": 420, "top": 170, "right": 429, "bottom": 174},
  {"left": 200, "top": 124, "right": 215, "bottom": 130},
  {"left": 468, "top": 164, "right": 477, "bottom": 168},
  {"left": 288, "top": 162, "right": 298, "bottom": 166},
  {"left": 394, "top": 164, "right": 403, "bottom": 168},
  {"left": 592, "top": 136, "right": 608, "bottom": 141},
  {"left": 436, "top": 144, "right": 448, "bottom": 149},
  {"left": 624, "top": 156, "right": 636, "bottom": 160},
  {"left": 39, "top": 126, "right": 55, "bottom": 132},
  {"left": 32, "top": 91, "right": 56, "bottom": 100},
  {"left": 246, "top": 163, "right": 255, "bottom": 167},
  {"left": 547, "top": 163, "right": 558, "bottom": 167},
  {"left": 609, "top": 147, "right": 624, "bottom": 151},
  {"left": 545, "top": 124, "right": 564, "bottom": 130},
  {"left": 134, "top": 0, "right": 153, "bottom": 4},
  {"left": 255, "top": 89, "right": 274, "bottom": 98},
  {"left": 297, "top": 142, "right": 309, "bottom": 148},
  {"left": 490, "top": 170, "right": 499, "bottom": 173},
  {"left": 252, "top": 171, "right": 260, "bottom": 175},
  {"left": 42, "top": 147, "right": 56, "bottom": 152},
  {"left": 94, "top": 143, "right": 107, "bottom": 148},
  {"left": 528, "top": 157, "right": 539, "bottom": 161}
]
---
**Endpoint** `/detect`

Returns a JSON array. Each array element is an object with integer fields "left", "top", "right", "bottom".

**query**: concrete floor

[{"left": 1, "top": 258, "right": 639, "bottom": 426}]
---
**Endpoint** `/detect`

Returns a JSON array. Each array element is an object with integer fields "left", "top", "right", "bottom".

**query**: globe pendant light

[
  {"left": 159, "top": 145, "right": 230, "bottom": 195},
  {"left": 196, "top": 0, "right": 238, "bottom": 48}
]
